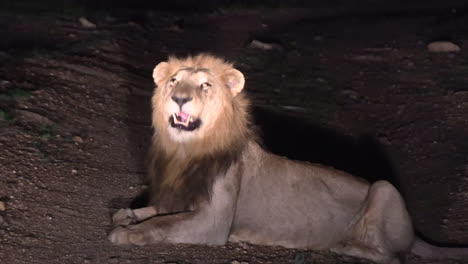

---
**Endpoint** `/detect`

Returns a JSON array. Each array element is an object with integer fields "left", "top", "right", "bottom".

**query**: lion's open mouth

[{"left": 169, "top": 112, "right": 201, "bottom": 131}]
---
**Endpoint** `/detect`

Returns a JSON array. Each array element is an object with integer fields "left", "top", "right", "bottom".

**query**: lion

[{"left": 109, "top": 54, "right": 468, "bottom": 263}]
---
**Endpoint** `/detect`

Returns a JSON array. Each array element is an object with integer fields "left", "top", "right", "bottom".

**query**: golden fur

[{"left": 148, "top": 54, "right": 253, "bottom": 212}]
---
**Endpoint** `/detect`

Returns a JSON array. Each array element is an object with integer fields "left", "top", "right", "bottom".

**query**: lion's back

[{"left": 230, "top": 142, "right": 370, "bottom": 248}]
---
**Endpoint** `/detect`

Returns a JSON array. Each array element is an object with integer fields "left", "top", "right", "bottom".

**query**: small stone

[
  {"left": 0, "top": 201, "right": 5, "bottom": 211},
  {"left": 71, "top": 169, "right": 78, "bottom": 174},
  {"left": 340, "top": 89, "right": 360, "bottom": 102},
  {"left": 404, "top": 59, "right": 415, "bottom": 68},
  {"left": 427, "top": 41, "right": 461, "bottom": 53},
  {"left": 78, "top": 17, "right": 96, "bottom": 29},
  {"left": 377, "top": 134, "right": 391, "bottom": 145},
  {"left": 314, "top": 35, "right": 323, "bottom": 41},
  {"left": 73, "top": 136, "right": 84, "bottom": 144},
  {"left": 280, "top": 105, "right": 307, "bottom": 112},
  {"left": 352, "top": 55, "right": 385, "bottom": 62},
  {"left": 168, "top": 24, "right": 183, "bottom": 33},
  {"left": 0, "top": 51, "right": 12, "bottom": 61},
  {"left": 238, "top": 242, "right": 250, "bottom": 249},
  {"left": 15, "top": 110, "right": 54, "bottom": 127},
  {"left": 0, "top": 80, "right": 12, "bottom": 92},
  {"left": 231, "top": 261, "right": 241, "bottom": 264},
  {"left": 104, "top": 15, "right": 117, "bottom": 23},
  {"left": 248, "top": 40, "right": 283, "bottom": 51}
]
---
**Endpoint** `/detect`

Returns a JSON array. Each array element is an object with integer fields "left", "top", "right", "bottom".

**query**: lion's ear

[
  {"left": 153, "top": 62, "right": 170, "bottom": 85},
  {"left": 223, "top": 68, "right": 245, "bottom": 97}
]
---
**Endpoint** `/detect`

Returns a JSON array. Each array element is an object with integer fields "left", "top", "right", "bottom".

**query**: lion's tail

[{"left": 411, "top": 236, "right": 468, "bottom": 260}]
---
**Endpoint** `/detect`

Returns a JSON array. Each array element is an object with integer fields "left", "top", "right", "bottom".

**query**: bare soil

[{"left": 1, "top": 6, "right": 468, "bottom": 264}]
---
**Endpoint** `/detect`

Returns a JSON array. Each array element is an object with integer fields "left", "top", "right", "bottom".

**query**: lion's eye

[
  {"left": 169, "top": 78, "right": 178, "bottom": 85},
  {"left": 200, "top": 82, "right": 211, "bottom": 90}
]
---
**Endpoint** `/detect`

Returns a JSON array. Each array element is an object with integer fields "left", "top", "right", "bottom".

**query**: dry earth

[{"left": 1, "top": 6, "right": 468, "bottom": 264}]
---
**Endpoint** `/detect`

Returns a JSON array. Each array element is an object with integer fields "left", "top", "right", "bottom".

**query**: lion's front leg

[
  {"left": 112, "top": 206, "right": 158, "bottom": 226},
  {"left": 109, "top": 222, "right": 159, "bottom": 246},
  {"left": 109, "top": 176, "right": 239, "bottom": 246},
  {"left": 109, "top": 207, "right": 232, "bottom": 246},
  {"left": 109, "top": 213, "right": 188, "bottom": 245}
]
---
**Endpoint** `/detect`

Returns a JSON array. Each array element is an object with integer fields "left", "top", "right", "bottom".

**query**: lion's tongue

[{"left": 178, "top": 112, "right": 189, "bottom": 122}]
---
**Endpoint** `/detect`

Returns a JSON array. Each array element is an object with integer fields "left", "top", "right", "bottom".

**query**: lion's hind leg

[{"left": 332, "top": 180, "right": 414, "bottom": 264}]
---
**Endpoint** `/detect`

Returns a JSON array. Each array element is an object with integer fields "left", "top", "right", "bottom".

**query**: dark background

[{"left": 1, "top": 1, "right": 468, "bottom": 263}]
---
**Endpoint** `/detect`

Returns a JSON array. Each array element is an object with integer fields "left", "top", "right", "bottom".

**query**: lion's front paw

[
  {"left": 112, "top": 208, "right": 136, "bottom": 226},
  {"left": 108, "top": 226, "right": 150, "bottom": 246}
]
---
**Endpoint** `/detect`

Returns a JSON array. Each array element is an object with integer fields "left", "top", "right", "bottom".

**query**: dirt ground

[{"left": 1, "top": 4, "right": 468, "bottom": 264}]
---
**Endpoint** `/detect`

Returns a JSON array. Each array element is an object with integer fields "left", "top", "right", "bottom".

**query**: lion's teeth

[
  {"left": 172, "top": 113, "right": 194, "bottom": 127},
  {"left": 173, "top": 113, "right": 182, "bottom": 125}
]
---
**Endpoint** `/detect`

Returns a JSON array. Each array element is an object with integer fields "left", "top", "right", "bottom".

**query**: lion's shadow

[{"left": 253, "top": 106, "right": 398, "bottom": 186}]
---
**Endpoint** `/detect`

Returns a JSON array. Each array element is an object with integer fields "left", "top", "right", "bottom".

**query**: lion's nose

[{"left": 171, "top": 95, "right": 192, "bottom": 107}]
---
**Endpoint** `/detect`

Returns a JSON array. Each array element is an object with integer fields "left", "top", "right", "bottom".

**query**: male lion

[{"left": 109, "top": 54, "right": 468, "bottom": 264}]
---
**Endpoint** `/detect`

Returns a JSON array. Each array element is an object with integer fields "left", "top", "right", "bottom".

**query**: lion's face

[{"left": 152, "top": 56, "right": 245, "bottom": 143}]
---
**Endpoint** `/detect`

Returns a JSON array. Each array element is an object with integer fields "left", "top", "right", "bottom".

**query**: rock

[
  {"left": 15, "top": 110, "right": 54, "bottom": 127},
  {"left": 72, "top": 169, "right": 78, "bottom": 174},
  {"left": 0, "top": 201, "right": 5, "bottom": 211},
  {"left": 314, "top": 35, "right": 323, "bottom": 41},
  {"left": 0, "top": 80, "right": 13, "bottom": 92},
  {"left": 0, "top": 51, "right": 12, "bottom": 62},
  {"left": 104, "top": 15, "right": 117, "bottom": 23},
  {"left": 352, "top": 55, "right": 385, "bottom": 62},
  {"left": 45, "top": 213, "right": 53, "bottom": 220},
  {"left": 404, "top": 59, "right": 415, "bottom": 68},
  {"left": 168, "top": 24, "right": 183, "bottom": 33},
  {"left": 78, "top": 17, "right": 96, "bottom": 29},
  {"left": 248, "top": 40, "right": 283, "bottom": 51},
  {"left": 280, "top": 105, "right": 307, "bottom": 112},
  {"left": 427, "top": 41, "right": 461, "bottom": 53},
  {"left": 238, "top": 241, "right": 250, "bottom": 249},
  {"left": 73, "top": 136, "right": 84, "bottom": 144},
  {"left": 340, "top": 89, "right": 360, "bottom": 102}
]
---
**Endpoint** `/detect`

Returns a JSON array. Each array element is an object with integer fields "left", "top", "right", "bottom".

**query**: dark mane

[{"left": 147, "top": 141, "right": 246, "bottom": 213}]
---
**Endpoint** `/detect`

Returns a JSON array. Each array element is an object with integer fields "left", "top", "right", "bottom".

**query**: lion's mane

[{"left": 148, "top": 54, "right": 254, "bottom": 213}]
